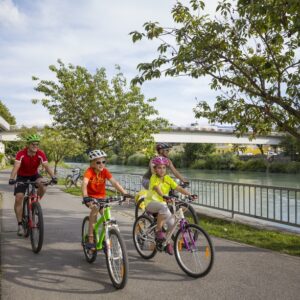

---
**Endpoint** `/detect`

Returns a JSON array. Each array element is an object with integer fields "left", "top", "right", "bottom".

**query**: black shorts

[{"left": 14, "top": 174, "right": 42, "bottom": 195}]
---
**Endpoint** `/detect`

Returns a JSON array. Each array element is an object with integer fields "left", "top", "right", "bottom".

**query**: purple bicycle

[{"left": 133, "top": 196, "right": 214, "bottom": 278}]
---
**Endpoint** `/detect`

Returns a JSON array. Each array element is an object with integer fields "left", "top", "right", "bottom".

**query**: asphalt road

[{"left": 1, "top": 169, "right": 300, "bottom": 300}]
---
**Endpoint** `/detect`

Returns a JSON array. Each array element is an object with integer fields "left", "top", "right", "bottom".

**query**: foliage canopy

[
  {"left": 32, "top": 60, "right": 169, "bottom": 155},
  {"left": 130, "top": 0, "right": 300, "bottom": 140}
]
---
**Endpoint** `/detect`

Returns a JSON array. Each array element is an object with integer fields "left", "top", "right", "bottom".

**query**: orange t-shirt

[{"left": 84, "top": 167, "right": 112, "bottom": 198}]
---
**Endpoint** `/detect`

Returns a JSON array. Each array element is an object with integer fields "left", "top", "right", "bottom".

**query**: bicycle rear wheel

[
  {"left": 81, "top": 216, "right": 97, "bottom": 263},
  {"left": 75, "top": 175, "right": 83, "bottom": 188},
  {"left": 133, "top": 215, "right": 157, "bottom": 259},
  {"left": 135, "top": 198, "right": 146, "bottom": 219},
  {"left": 105, "top": 227, "right": 128, "bottom": 289},
  {"left": 64, "top": 175, "right": 73, "bottom": 188},
  {"left": 22, "top": 197, "right": 30, "bottom": 237},
  {"left": 30, "top": 202, "right": 44, "bottom": 253},
  {"left": 174, "top": 224, "right": 214, "bottom": 278}
]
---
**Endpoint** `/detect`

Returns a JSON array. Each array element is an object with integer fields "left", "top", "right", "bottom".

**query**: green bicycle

[{"left": 81, "top": 196, "right": 130, "bottom": 289}]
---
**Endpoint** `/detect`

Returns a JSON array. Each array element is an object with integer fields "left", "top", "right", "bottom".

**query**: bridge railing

[{"left": 110, "top": 172, "right": 300, "bottom": 228}]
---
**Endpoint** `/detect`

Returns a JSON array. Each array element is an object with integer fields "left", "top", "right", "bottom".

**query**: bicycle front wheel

[
  {"left": 22, "top": 197, "right": 30, "bottom": 238},
  {"left": 105, "top": 227, "right": 128, "bottom": 289},
  {"left": 64, "top": 175, "right": 73, "bottom": 188},
  {"left": 133, "top": 215, "right": 157, "bottom": 259},
  {"left": 30, "top": 202, "right": 44, "bottom": 253},
  {"left": 174, "top": 224, "right": 214, "bottom": 278},
  {"left": 176, "top": 202, "right": 199, "bottom": 225},
  {"left": 81, "top": 216, "right": 97, "bottom": 263}
]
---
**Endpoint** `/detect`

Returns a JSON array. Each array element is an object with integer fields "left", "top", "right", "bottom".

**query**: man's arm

[
  {"left": 168, "top": 160, "right": 187, "bottom": 182},
  {"left": 9, "top": 160, "right": 21, "bottom": 180},
  {"left": 42, "top": 162, "right": 55, "bottom": 178}
]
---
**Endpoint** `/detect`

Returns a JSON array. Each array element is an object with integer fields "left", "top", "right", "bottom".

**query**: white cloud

[
  {"left": 0, "top": 0, "right": 26, "bottom": 28},
  {"left": 0, "top": 0, "right": 221, "bottom": 126}
]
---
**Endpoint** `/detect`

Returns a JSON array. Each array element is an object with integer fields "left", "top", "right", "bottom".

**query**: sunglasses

[
  {"left": 31, "top": 143, "right": 39, "bottom": 146},
  {"left": 96, "top": 160, "right": 106, "bottom": 165}
]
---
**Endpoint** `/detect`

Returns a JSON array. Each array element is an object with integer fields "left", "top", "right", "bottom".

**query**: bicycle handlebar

[
  {"left": 15, "top": 180, "right": 54, "bottom": 187},
  {"left": 82, "top": 194, "right": 134, "bottom": 206}
]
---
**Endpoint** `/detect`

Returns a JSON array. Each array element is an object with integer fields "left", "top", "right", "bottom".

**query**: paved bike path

[{"left": 0, "top": 170, "right": 300, "bottom": 300}]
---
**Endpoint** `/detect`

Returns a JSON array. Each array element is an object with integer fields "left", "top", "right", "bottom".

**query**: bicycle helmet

[
  {"left": 88, "top": 149, "right": 107, "bottom": 160},
  {"left": 152, "top": 156, "right": 169, "bottom": 166},
  {"left": 26, "top": 134, "right": 41, "bottom": 143},
  {"left": 156, "top": 143, "right": 171, "bottom": 152}
]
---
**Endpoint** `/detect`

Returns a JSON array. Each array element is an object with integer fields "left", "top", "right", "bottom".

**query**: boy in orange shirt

[{"left": 82, "top": 149, "right": 127, "bottom": 250}]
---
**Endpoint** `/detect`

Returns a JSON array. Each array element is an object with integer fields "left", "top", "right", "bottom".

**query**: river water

[{"left": 69, "top": 163, "right": 300, "bottom": 189}]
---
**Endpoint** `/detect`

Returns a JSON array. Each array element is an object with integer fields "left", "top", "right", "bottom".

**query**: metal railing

[{"left": 111, "top": 172, "right": 300, "bottom": 228}]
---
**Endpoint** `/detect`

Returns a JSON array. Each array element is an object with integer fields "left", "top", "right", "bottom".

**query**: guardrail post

[{"left": 231, "top": 184, "right": 234, "bottom": 219}]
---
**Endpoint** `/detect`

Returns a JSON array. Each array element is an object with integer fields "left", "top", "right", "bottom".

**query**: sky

[{"left": 0, "top": 0, "right": 221, "bottom": 127}]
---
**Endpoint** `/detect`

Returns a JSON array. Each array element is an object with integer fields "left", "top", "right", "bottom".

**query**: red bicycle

[{"left": 18, "top": 180, "right": 52, "bottom": 253}]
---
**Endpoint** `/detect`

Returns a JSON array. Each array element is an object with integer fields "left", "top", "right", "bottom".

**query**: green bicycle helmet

[{"left": 26, "top": 134, "right": 41, "bottom": 143}]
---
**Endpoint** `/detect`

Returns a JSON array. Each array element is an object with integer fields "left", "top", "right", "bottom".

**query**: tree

[
  {"left": 130, "top": 0, "right": 300, "bottom": 140},
  {"left": 40, "top": 127, "right": 85, "bottom": 174},
  {"left": 280, "top": 135, "right": 300, "bottom": 161},
  {"left": 0, "top": 100, "right": 16, "bottom": 124},
  {"left": 32, "top": 60, "right": 169, "bottom": 155},
  {"left": 183, "top": 143, "right": 215, "bottom": 166}
]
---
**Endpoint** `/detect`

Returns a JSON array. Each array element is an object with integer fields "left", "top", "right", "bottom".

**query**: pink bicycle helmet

[{"left": 152, "top": 156, "right": 169, "bottom": 166}]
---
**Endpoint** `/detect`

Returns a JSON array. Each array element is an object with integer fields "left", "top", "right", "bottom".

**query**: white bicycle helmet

[{"left": 88, "top": 149, "right": 107, "bottom": 160}]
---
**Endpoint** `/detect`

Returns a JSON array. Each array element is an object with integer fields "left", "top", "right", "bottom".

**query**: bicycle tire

[
  {"left": 22, "top": 197, "right": 30, "bottom": 238},
  {"left": 133, "top": 215, "right": 157, "bottom": 259},
  {"left": 174, "top": 223, "right": 214, "bottom": 278},
  {"left": 175, "top": 202, "right": 199, "bottom": 225},
  {"left": 30, "top": 202, "right": 44, "bottom": 253},
  {"left": 135, "top": 197, "right": 146, "bottom": 219},
  {"left": 64, "top": 175, "right": 73, "bottom": 188},
  {"left": 75, "top": 175, "right": 83, "bottom": 188},
  {"left": 81, "top": 216, "right": 97, "bottom": 263},
  {"left": 105, "top": 227, "right": 128, "bottom": 289}
]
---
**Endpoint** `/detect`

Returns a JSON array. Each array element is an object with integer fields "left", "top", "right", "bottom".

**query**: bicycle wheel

[
  {"left": 64, "top": 175, "right": 73, "bottom": 188},
  {"left": 30, "top": 202, "right": 44, "bottom": 253},
  {"left": 133, "top": 215, "right": 157, "bottom": 259},
  {"left": 105, "top": 227, "right": 128, "bottom": 289},
  {"left": 81, "top": 216, "right": 97, "bottom": 263},
  {"left": 135, "top": 197, "right": 146, "bottom": 219},
  {"left": 176, "top": 202, "right": 199, "bottom": 225},
  {"left": 174, "top": 224, "right": 214, "bottom": 278},
  {"left": 75, "top": 175, "right": 83, "bottom": 188},
  {"left": 22, "top": 197, "right": 30, "bottom": 237}
]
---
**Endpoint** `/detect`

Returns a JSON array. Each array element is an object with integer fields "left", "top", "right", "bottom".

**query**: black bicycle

[{"left": 64, "top": 168, "right": 83, "bottom": 188}]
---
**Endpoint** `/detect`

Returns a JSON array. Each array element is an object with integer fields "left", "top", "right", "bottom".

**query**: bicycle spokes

[{"left": 174, "top": 224, "right": 214, "bottom": 278}]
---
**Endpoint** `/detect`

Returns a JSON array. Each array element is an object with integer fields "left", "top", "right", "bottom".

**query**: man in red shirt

[{"left": 8, "top": 134, "right": 57, "bottom": 236}]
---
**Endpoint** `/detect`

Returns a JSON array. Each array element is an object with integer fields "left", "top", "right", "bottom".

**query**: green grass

[
  {"left": 62, "top": 185, "right": 116, "bottom": 197},
  {"left": 199, "top": 215, "right": 300, "bottom": 256}
]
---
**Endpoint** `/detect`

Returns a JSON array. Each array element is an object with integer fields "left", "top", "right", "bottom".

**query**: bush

[
  {"left": 204, "top": 153, "right": 235, "bottom": 170},
  {"left": 169, "top": 152, "right": 184, "bottom": 168},
  {"left": 127, "top": 153, "right": 148, "bottom": 166},
  {"left": 190, "top": 159, "right": 206, "bottom": 169},
  {"left": 109, "top": 154, "right": 125, "bottom": 165},
  {"left": 285, "top": 162, "right": 300, "bottom": 173},
  {"left": 243, "top": 159, "right": 267, "bottom": 172},
  {"left": 269, "top": 162, "right": 287, "bottom": 173}
]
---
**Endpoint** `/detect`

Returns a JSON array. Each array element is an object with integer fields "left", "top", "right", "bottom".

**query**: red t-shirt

[
  {"left": 84, "top": 167, "right": 112, "bottom": 198},
  {"left": 15, "top": 148, "right": 48, "bottom": 177}
]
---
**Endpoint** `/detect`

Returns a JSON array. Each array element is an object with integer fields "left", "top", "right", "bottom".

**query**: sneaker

[
  {"left": 165, "top": 243, "right": 174, "bottom": 255},
  {"left": 155, "top": 230, "right": 166, "bottom": 241},
  {"left": 17, "top": 225, "right": 24, "bottom": 237}
]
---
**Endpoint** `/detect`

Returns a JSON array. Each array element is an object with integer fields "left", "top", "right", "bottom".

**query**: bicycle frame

[
  {"left": 143, "top": 199, "right": 193, "bottom": 250},
  {"left": 93, "top": 205, "right": 116, "bottom": 251}
]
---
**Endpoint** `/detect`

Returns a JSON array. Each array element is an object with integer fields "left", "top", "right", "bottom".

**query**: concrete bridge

[{"left": 0, "top": 123, "right": 284, "bottom": 154}]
